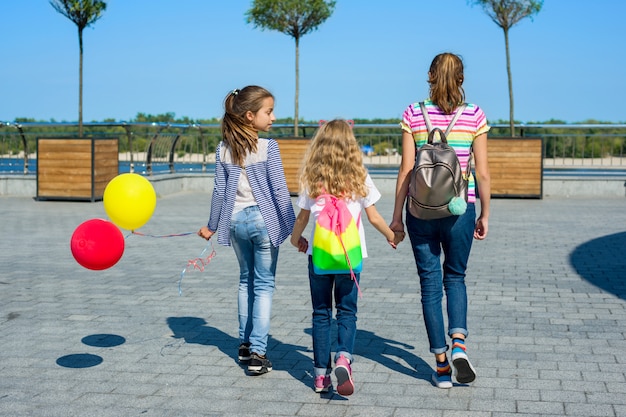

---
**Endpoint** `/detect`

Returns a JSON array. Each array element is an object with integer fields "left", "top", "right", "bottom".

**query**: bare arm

[
  {"left": 365, "top": 204, "right": 398, "bottom": 248},
  {"left": 472, "top": 133, "right": 490, "bottom": 240},
  {"left": 390, "top": 131, "right": 415, "bottom": 234},
  {"left": 290, "top": 209, "right": 310, "bottom": 253}
]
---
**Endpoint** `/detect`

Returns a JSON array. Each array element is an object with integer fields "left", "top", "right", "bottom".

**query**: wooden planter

[
  {"left": 275, "top": 137, "right": 311, "bottom": 195},
  {"left": 487, "top": 137, "right": 543, "bottom": 198},
  {"left": 37, "top": 138, "right": 119, "bottom": 202}
]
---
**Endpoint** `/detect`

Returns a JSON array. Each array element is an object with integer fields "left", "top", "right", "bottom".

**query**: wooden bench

[
  {"left": 37, "top": 138, "right": 119, "bottom": 201},
  {"left": 487, "top": 137, "right": 543, "bottom": 198},
  {"left": 275, "top": 137, "right": 311, "bottom": 195}
]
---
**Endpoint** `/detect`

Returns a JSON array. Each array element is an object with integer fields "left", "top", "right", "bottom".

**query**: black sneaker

[
  {"left": 238, "top": 343, "right": 251, "bottom": 362},
  {"left": 247, "top": 352, "right": 272, "bottom": 375}
]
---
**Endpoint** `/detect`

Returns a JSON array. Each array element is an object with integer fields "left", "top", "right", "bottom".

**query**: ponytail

[
  {"left": 221, "top": 86, "right": 273, "bottom": 166},
  {"left": 428, "top": 53, "right": 465, "bottom": 115}
]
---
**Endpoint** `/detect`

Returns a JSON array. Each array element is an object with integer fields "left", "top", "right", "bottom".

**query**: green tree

[
  {"left": 50, "top": 0, "right": 107, "bottom": 137},
  {"left": 246, "top": 0, "right": 336, "bottom": 136},
  {"left": 471, "top": 0, "right": 542, "bottom": 136}
]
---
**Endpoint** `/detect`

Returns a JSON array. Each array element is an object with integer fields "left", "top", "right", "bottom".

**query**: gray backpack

[{"left": 407, "top": 102, "right": 470, "bottom": 220}]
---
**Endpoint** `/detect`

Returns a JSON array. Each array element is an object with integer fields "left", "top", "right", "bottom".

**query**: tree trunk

[
  {"left": 294, "top": 36, "right": 300, "bottom": 137},
  {"left": 504, "top": 27, "right": 515, "bottom": 137},
  {"left": 78, "top": 27, "right": 84, "bottom": 138}
]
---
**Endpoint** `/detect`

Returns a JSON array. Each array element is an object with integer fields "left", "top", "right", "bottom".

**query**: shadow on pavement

[
  {"left": 166, "top": 316, "right": 314, "bottom": 389},
  {"left": 81, "top": 334, "right": 126, "bottom": 348},
  {"left": 56, "top": 353, "right": 103, "bottom": 368},
  {"left": 303, "top": 322, "right": 432, "bottom": 383},
  {"left": 355, "top": 328, "right": 432, "bottom": 383},
  {"left": 166, "top": 316, "right": 239, "bottom": 363},
  {"left": 570, "top": 231, "right": 626, "bottom": 300}
]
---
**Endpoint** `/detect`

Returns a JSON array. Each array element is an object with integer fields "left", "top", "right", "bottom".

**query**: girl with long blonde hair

[{"left": 290, "top": 119, "right": 400, "bottom": 395}]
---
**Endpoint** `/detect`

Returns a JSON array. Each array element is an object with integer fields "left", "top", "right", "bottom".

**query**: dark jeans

[
  {"left": 406, "top": 203, "right": 476, "bottom": 354},
  {"left": 307, "top": 256, "right": 359, "bottom": 376}
]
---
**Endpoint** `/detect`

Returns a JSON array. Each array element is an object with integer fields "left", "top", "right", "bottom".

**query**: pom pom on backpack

[{"left": 448, "top": 196, "right": 467, "bottom": 216}]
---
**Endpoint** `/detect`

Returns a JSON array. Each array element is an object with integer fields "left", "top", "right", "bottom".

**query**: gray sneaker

[{"left": 248, "top": 352, "right": 272, "bottom": 375}]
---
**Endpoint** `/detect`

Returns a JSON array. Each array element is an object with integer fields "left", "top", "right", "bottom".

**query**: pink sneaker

[
  {"left": 334, "top": 355, "right": 354, "bottom": 396},
  {"left": 314, "top": 375, "right": 331, "bottom": 393}
]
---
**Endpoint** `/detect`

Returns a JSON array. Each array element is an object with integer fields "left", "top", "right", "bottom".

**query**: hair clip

[
  {"left": 232, "top": 89, "right": 239, "bottom": 96},
  {"left": 318, "top": 119, "right": 326, "bottom": 126}
]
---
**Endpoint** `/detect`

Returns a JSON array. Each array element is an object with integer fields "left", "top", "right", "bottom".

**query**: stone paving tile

[{"left": 1, "top": 188, "right": 625, "bottom": 416}]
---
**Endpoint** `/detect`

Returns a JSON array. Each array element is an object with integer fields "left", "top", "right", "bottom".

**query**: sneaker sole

[
  {"left": 335, "top": 366, "right": 354, "bottom": 396},
  {"left": 431, "top": 372, "right": 452, "bottom": 389},
  {"left": 248, "top": 366, "right": 272, "bottom": 375},
  {"left": 247, "top": 352, "right": 272, "bottom": 375},
  {"left": 452, "top": 357, "right": 476, "bottom": 384},
  {"left": 314, "top": 386, "right": 330, "bottom": 393}
]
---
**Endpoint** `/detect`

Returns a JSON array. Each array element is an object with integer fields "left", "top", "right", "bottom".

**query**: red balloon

[{"left": 71, "top": 219, "right": 125, "bottom": 270}]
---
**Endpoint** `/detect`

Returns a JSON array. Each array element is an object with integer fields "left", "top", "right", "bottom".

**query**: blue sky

[{"left": 2, "top": 1, "right": 625, "bottom": 124}]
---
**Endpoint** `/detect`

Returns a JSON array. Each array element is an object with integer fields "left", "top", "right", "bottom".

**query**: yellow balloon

[{"left": 103, "top": 173, "right": 156, "bottom": 230}]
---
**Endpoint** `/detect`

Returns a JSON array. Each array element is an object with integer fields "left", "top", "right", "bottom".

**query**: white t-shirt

[
  {"left": 232, "top": 168, "right": 256, "bottom": 213},
  {"left": 296, "top": 174, "right": 381, "bottom": 258}
]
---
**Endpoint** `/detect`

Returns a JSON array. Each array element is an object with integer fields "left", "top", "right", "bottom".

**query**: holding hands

[
  {"left": 393, "top": 230, "right": 405, "bottom": 245},
  {"left": 385, "top": 227, "right": 405, "bottom": 249},
  {"left": 389, "top": 220, "right": 405, "bottom": 248}
]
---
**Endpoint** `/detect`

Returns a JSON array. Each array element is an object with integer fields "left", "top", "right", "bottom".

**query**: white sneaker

[{"left": 431, "top": 372, "right": 452, "bottom": 389}]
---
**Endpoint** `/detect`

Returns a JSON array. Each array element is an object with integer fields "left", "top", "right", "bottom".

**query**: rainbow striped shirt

[{"left": 400, "top": 99, "right": 490, "bottom": 203}]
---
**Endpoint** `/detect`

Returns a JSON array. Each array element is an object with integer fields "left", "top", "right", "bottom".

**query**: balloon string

[
  {"left": 123, "top": 230, "right": 216, "bottom": 295},
  {"left": 126, "top": 230, "right": 196, "bottom": 239},
  {"left": 179, "top": 241, "right": 216, "bottom": 296}
]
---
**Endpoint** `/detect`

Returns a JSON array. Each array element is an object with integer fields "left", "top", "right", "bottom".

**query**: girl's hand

[
  {"left": 198, "top": 226, "right": 214, "bottom": 240},
  {"left": 290, "top": 235, "right": 308, "bottom": 253},
  {"left": 386, "top": 229, "right": 403, "bottom": 249},
  {"left": 474, "top": 217, "right": 488, "bottom": 240},
  {"left": 393, "top": 230, "right": 405, "bottom": 245},
  {"left": 389, "top": 220, "right": 405, "bottom": 235},
  {"left": 296, "top": 236, "right": 309, "bottom": 253}
]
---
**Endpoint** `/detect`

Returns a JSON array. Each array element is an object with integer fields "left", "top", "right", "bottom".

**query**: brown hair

[
  {"left": 299, "top": 119, "right": 368, "bottom": 199},
  {"left": 221, "top": 85, "right": 273, "bottom": 166},
  {"left": 428, "top": 53, "right": 465, "bottom": 114}
]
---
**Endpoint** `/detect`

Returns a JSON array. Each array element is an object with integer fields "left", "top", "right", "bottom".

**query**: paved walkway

[{"left": 1, "top": 188, "right": 625, "bottom": 416}]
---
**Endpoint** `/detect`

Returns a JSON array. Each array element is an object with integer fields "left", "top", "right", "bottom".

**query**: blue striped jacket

[{"left": 207, "top": 138, "right": 296, "bottom": 247}]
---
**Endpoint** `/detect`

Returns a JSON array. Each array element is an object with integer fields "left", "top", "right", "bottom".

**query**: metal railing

[{"left": 1, "top": 122, "right": 625, "bottom": 175}]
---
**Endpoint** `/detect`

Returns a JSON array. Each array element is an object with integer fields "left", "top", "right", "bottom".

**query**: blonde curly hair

[{"left": 299, "top": 119, "right": 368, "bottom": 199}]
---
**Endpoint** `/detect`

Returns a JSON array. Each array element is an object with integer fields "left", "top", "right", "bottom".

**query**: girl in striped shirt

[
  {"left": 198, "top": 86, "right": 295, "bottom": 375},
  {"left": 390, "top": 53, "right": 491, "bottom": 389}
]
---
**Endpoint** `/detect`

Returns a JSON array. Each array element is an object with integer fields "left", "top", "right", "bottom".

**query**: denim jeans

[
  {"left": 307, "top": 256, "right": 358, "bottom": 376},
  {"left": 230, "top": 206, "right": 278, "bottom": 356},
  {"left": 406, "top": 203, "right": 476, "bottom": 354}
]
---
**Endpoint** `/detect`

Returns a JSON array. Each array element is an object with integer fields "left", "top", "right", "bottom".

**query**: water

[
  {"left": 1, "top": 158, "right": 625, "bottom": 178},
  {"left": 0, "top": 159, "right": 216, "bottom": 175}
]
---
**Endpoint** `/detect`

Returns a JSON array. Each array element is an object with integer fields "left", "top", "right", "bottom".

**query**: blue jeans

[
  {"left": 308, "top": 256, "right": 359, "bottom": 377},
  {"left": 230, "top": 206, "right": 278, "bottom": 356},
  {"left": 406, "top": 203, "right": 476, "bottom": 354}
]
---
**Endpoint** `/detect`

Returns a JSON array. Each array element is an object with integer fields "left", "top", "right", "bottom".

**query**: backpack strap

[{"left": 418, "top": 102, "right": 468, "bottom": 137}]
